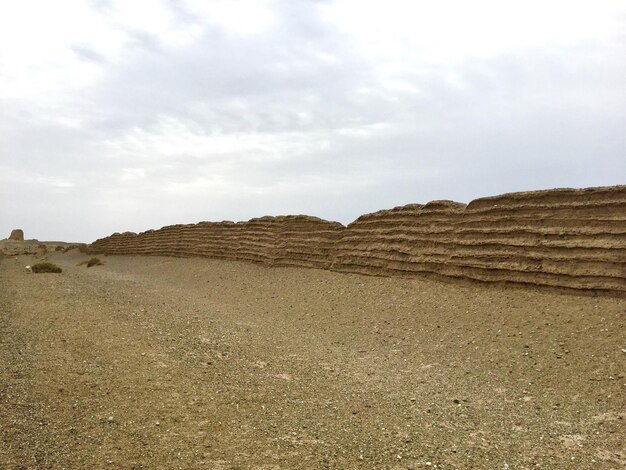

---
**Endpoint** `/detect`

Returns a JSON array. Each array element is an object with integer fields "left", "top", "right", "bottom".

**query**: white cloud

[
  {"left": 322, "top": 0, "right": 625, "bottom": 63},
  {"left": 184, "top": 0, "right": 275, "bottom": 35}
]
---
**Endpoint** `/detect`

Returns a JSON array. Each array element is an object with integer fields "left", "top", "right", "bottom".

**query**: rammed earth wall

[{"left": 89, "top": 186, "right": 626, "bottom": 295}]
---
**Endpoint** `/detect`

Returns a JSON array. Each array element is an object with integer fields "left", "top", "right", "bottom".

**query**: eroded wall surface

[
  {"left": 89, "top": 216, "right": 344, "bottom": 270},
  {"left": 89, "top": 186, "right": 626, "bottom": 294}
]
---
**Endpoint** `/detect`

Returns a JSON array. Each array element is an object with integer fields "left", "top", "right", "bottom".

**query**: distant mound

[{"left": 8, "top": 229, "right": 24, "bottom": 241}]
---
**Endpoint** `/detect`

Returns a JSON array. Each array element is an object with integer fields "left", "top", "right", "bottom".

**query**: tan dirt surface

[{"left": 0, "top": 250, "right": 624, "bottom": 469}]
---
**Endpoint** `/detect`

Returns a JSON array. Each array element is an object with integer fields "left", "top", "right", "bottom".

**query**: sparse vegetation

[
  {"left": 31, "top": 262, "right": 62, "bottom": 273},
  {"left": 87, "top": 257, "right": 103, "bottom": 267},
  {"left": 55, "top": 245, "right": 64, "bottom": 251},
  {"left": 64, "top": 244, "right": 89, "bottom": 253},
  {"left": 77, "top": 258, "right": 103, "bottom": 267}
]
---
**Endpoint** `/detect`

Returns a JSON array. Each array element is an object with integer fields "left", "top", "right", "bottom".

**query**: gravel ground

[{"left": 0, "top": 250, "right": 624, "bottom": 469}]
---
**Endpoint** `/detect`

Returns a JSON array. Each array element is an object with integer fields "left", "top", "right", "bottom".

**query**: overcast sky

[{"left": 1, "top": 0, "right": 625, "bottom": 242}]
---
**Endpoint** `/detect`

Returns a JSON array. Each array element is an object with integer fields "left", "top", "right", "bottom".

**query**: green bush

[
  {"left": 32, "top": 262, "right": 62, "bottom": 273},
  {"left": 87, "top": 257, "right": 103, "bottom": 267}
]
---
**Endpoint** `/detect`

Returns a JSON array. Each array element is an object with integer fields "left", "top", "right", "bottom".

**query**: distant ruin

[
  {"left": 8, "top": 229, "right": 24, "bottom": 241},
  {"left": 89, "top": 185, "right": 626, "bottom": 295}
]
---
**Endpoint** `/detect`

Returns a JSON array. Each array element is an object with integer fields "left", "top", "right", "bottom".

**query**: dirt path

[{"left": 0, "top": 251, "right": 624, "bottom": 469}]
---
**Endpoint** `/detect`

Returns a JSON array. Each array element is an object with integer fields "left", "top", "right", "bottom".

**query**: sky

[{"left": 1, "top": 0, "right": 625, "bottom": 242}]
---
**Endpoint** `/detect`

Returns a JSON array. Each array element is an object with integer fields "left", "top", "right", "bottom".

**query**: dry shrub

[
  {"left": 64, "top": 244, "right": 89, "bottom": 253},
  {"left": 31, "top": 262, "right": 62, "bottom": 273},
  {"left": 87, "top": 257, "right": 103, "bottom": 267}
]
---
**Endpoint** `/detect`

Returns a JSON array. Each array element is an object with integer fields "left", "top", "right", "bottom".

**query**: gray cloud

[{"left": 71, "top": 44, "right": 109, "bottom": 63}]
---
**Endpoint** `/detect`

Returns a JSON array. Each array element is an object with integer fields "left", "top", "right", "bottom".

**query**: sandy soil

[{"left": 0, "top": 250, "right": 624, "bottom": 469}]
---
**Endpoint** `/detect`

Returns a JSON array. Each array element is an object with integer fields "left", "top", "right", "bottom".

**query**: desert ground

[{"left": 0, "top": 249, "right": 624, "bottom": 469}]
